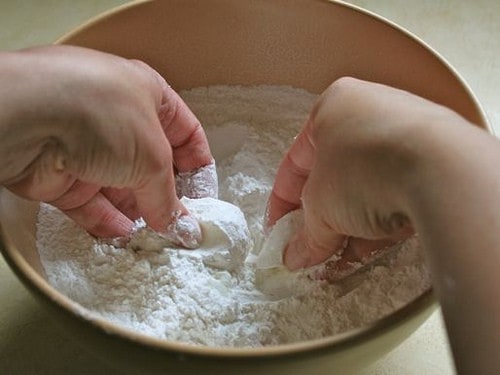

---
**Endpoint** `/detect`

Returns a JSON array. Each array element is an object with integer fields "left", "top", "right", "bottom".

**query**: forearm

[{"left": 404, "top": 121, "right": 500, "bottom": 373}]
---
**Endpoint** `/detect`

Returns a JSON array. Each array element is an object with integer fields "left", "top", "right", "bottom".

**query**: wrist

[
  {"left": 351, "top": 111, "right": 478, "bottom": 238},
  {"left": 399, "top": 114, "right": 487, "bottom": 222}
]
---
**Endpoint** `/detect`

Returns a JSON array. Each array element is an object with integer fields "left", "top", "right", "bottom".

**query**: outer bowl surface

[{"left": 0, "top": 0, "right": 488, "bottom": 374}]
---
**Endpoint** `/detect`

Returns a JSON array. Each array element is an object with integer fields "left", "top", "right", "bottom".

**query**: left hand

[{"left": 265, "top": 78, "right": 451, "bottom": 277}]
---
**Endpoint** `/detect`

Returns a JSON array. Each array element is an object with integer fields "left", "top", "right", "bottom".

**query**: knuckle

[
  {"left": 128, "top": 58, "right": 149, "bottom": 70},
  {"left": 329, "top": 76, "right": 359, "bottom": 92},
  {"left": 316, "top": 77, "right": 357, "bottom": 112},
  {"left": 136, "top": 159, "right": 172, "bottom": 192},
  {"left": 158, "top": 91, "right": 178, "bottom": 128},
  {"left": 309, "top": 76, "right": 363, "bottom": 142},
  {"left": 137, "top": 138, "right": 173, "bottom": 177}
]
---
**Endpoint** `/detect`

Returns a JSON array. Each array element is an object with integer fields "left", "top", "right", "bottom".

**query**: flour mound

[{"left": 36, "top": 85, "right": 431, "bottom": 348}]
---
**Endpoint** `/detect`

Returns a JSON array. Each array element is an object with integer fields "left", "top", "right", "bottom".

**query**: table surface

[{"left": 1, "top": 1, "right": 499, "bottom": 374}]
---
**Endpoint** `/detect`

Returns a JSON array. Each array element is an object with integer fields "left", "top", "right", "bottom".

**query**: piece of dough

[
  {"left": 256, "top": 209, "right": 304, "bottom": 269},
  {"left": 129, "top": 197, "right": 251, "bottom": 271},
  {"left": 254, "top": 210, "right": 319, "bottom": 300}
]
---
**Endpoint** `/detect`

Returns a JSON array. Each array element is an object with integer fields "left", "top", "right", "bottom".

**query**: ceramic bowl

[{"left": 0, "top": 0, "right": 488, "bottom": 374}]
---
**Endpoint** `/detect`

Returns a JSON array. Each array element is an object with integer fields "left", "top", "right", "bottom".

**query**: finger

[
  {"left": 150, "top": 69, "right": 213, "bottom": 172},
  {"left": 313, "top": 237, "right": 406, "bottom": 282},
  {"left": 283, "top": 225, "right": 413, "bottom": 273},
  {"left": 283, "top": 226, "right": 346, "bottom": 271},
  {"left": 49, "top": 182, "right": 138, "bottom": 236},
  {"left": 282, "top": 161, "right": 347, "bottom": 270},
  {"left": 341, "top": 237, "right": 398, "bottom": 265},
  {"left": 59, "top": 191, "right": 134, "bottom": 238},
  {"left": 46, "top": 180, "right": 134, "bottom": 238},
  {"left": 130, "top": 59, "right": 213, "bottom": 172},
  {"left": 336, "top": 223, "right": 414, "bottom": 267},
  {"left": 101, "top": 187, "right": 140, "bottom": 221},
  {"left": 175, "top": 159, "right": 218, "bottom": 199},
  {"left": 266, "top": 119, "right": 316, "bottom": 228},
  {"left": 48, "top": 180, "right": 101, "bottom": 210},
  {"left": 126, "top": 62, "right": 204, "bottom": 247},
  {"left": 133, "top": 156, "right": 202, "bottom": 249},
  {"left": 149, "top": 68, "right": 217, "bottom": 198}
]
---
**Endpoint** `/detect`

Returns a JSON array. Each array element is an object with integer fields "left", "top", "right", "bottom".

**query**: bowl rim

[{"left": 1, "top": 0, "right": 489, "bottom": 360}]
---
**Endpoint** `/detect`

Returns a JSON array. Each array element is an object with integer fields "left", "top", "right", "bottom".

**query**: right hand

[
  {"left": 267, "top": 77, "right": 472, "bottom": 276},
  {"left": 0, "top": 46, "right": 216, "bottom": 247}
]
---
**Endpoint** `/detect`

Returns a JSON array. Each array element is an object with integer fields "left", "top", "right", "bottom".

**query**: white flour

[{"left": 36, "top": 85, "right": 431, "bottom": 348}]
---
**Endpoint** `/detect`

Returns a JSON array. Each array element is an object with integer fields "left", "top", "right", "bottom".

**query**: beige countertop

[{"left": 1, "top": 1, "right": 499, "bottom": 374}]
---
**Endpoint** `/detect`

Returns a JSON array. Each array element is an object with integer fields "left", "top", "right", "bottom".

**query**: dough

[
  {"left": 128, "top": 197, "right": 251, "bottom": 271},
  {"left": 256, "top": 209, "right": 304, "bottom": 269},
  {"left": 254, "top": 210, "right": 318, "bottom": 300}
]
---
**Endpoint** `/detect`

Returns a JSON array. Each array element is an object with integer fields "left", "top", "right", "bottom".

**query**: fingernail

[
  {"left": 165, "top": 212, "right": 202, "bottom": 249},
  {"left": 283, "top": 237, "right": 309, "bottom": 271}
]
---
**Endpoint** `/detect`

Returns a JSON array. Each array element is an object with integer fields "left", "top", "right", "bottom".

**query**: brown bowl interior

[{"left": 0, "top": 0, "right": 488, "bottom": 373}]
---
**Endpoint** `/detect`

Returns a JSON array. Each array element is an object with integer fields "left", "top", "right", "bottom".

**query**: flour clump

[{"left": 36, "top": 85, "right": 431, "bottom": 347}]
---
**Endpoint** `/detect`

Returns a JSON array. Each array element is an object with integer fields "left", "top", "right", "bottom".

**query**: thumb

[{"left": 283, "top": 221, "right": 346, "bottom": 271}]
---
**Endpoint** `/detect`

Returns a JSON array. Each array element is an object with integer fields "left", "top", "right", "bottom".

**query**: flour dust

[{"left": 36, "top": 85, "right": 431, "bottom": 348}]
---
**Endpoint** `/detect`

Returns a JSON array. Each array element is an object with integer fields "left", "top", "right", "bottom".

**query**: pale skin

[
  {"left": 0, "top": 45, "right": 216, "bottom": 247},
  {"left": 268, "top": 77, "right": 500, "bottom": 374},
  {"left": 1, "top": 46, "right": 498, "bottom": 372}
]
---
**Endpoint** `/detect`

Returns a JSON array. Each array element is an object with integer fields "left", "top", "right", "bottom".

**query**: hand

[
  {"left": 268, "top": 77, "right": 500, "bottom": 372},
  {"left": 0, "top": 46, "right": 216, "bottom": 247},
  {"left": 267, "top": 77, "right": 470, "bottom": 275}
]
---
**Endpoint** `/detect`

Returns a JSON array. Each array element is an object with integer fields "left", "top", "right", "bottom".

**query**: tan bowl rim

[{"left": 1, "top": 0, "right": 488, "bottom": 359}]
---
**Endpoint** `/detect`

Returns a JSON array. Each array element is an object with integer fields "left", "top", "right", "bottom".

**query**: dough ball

[
  {"left": 183, "top": 197, "right": 252, "bottom": 270},
  {"left": 128, "top": 197, "right": 252, "bottom": 271}
]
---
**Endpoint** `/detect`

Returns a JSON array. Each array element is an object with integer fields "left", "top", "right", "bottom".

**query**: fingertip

[
  {"left": 175, "top": 159, "right": 218, "bottom": 199},
  {"left": 142, "top": 194, "right": 184, "bottom": 231},
  {"left": 165, "top": 212, "right": 202, "bottom": 249},
  {"left": 134, "top": 166, "right": 182, "bottom": 231},
  {"left": 108, "top": 214, "right": 135, "bottom": 237},
  {"left": 86, "top": 215, "right": 134, "bottom": 239},
  {"left": 139, "top": 193, "right": 202, "bottom": 249}
]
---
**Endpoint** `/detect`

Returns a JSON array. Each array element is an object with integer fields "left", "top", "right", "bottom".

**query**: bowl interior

[
  {"left": 58, "top": 0, "right": 486, "bottom": 125},
  {"left": 0, "top": 0, "right": 488, "bottom": 371}
]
